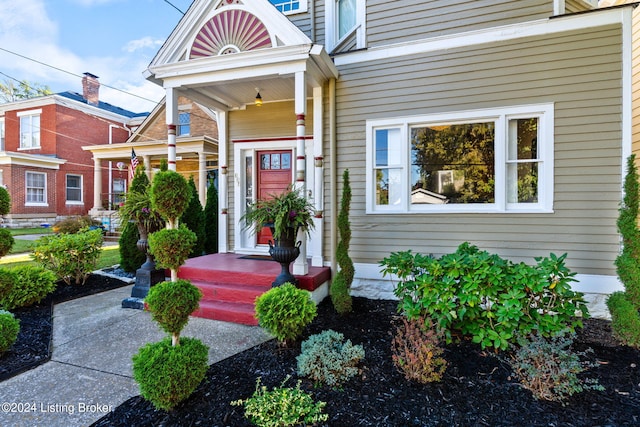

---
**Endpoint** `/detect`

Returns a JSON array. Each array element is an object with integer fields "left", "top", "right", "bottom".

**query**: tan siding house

[{"left": 141, "top": 0, "right": 635, "bottom": 316}]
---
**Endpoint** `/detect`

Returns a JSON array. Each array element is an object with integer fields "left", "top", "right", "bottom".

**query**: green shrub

[
  {"left": 297, "top": 329, "right": 365, "bottom": 387},
  {"left": 148, "top": 226, "right": 197, "bottom": 271},
  {"left": 179, "top": 177, "right": 205, "bottom": 257},
  {"left": 203, "top": 183, "right": 218, "bottom": 254},
  {"left": 32, "top": 229, "right": 103, "bottom": 286},
  {"left": 119, "top": 221, "right": 146, "bottom": 273},
  {"left": 381, "top": 243, "right": 589, "bottom": 351},
  {"left": 254, "top": 283, "right": 317, "bottom": 346},
  {"left": 607, "top": 292, "right": 640, "bottom": 347},
  {"left": 0, "top": 266, "right": 57, "bottom": 310},
  {"left": 231, "top": 377, "right": 328, "bottom": 427},
  {"left": 145, "top": 279, "right": 202, "bottom": 345},
  {"left": 0, "top": 310, "right": 20, "bottom": 353},
  {"left": 151, "top": 171, "right": 191, "bottom": 225},
  {"left": 0, "top": 268, "right": 15, "bottom": 301},
  {"left": 0, "top": 229, "right": 14, "bottom": 258},
  {"left": 509, "top": 330, "right": 604, "bottom": 402},
  {"left": 391, "top": 316, "right": 447, "bottom": 384},
  {"left": 52, "top": 215, "right": 100, "bottom": 234},
  {"left": 331, "top": 169, "right": 354, "bottom": 314},
  {"left": 0, "top": 186, "right": 11, "bottom": 216},
  {"left": 132, "top": 336, "right": 208, "bottom": 411}
]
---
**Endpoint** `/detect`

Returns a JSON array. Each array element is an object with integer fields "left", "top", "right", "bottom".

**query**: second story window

[
  {"left": 338, "top": 0, "right": 357, "bottom": 39},
  {"left": 326, "top": 0, "right": 364, "bottom": 52},
  {"left": 269, "top": 0, "right": 307, "bottom": 14},
  {"left": 18, "top": 110, "right": 41, "bottom": 149},
  {"left": 178, "top": 112, "right": 191, "bottom": 137}
]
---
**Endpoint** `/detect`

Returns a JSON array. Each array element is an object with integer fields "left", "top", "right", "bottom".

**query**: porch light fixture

[{"left": 255, "top": 88, "right": 263, "bottom": 107}]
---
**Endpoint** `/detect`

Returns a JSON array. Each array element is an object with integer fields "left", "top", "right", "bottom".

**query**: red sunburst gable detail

[{"left": 190, "top": 9, "right": 272, "bottom": 58}]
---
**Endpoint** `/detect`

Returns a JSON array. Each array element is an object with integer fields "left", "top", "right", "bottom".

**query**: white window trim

[
  {"left": 365, "top": 104, "right": 554, "bottom": 214},
  {"left": 0, "top": 117, "right": 5, "bottom": 151},
  {"left": 65, "top": 173, "right": 83, "bottom": 205},
  {"left": 325, "top": 0, "right": 366, "bottom": 52},
  {"left": 18, "top": 109, "right": 42, "bottom": 150},
  {"left": 25, "top": 171, "right": 48, "bottom": 207},
  {"left": 270, "top": 0, "right": 308, "bottom": 15}
]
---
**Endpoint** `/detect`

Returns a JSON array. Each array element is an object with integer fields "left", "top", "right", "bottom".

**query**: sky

[{"left": 0, "top": 0, "right": 194, "bottom": 114}]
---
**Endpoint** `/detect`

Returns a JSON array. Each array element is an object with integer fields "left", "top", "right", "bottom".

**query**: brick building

[{"left": 0, "top": 73, "right": 147, "bottom": 227}]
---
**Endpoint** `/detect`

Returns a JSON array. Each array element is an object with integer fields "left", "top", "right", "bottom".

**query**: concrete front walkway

[{"left": 0, "top": 286, "right": 270, "bottom": 427}]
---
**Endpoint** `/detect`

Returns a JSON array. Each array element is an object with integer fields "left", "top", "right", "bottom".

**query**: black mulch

[
  {"left": 0, "top": 274, "right": 129, "bottom": 381},
  {"left": 2, "top": 274, "right": 639, "bottom": 426}
]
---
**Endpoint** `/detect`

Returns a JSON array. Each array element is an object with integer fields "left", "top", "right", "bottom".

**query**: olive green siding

[{"left": 326, "top": 25, "right": 623, "bottom": 277}]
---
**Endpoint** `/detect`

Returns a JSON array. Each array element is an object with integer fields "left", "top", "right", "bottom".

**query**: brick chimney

[{"left": 82, "top": 72, "right": 100, "bottom": 106}]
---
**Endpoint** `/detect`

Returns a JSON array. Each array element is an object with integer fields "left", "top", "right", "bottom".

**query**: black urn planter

[
  {"left": 122, "top": 223, "right": 165, "bottom": 309},
  {"left": 268, "top": 227, "right": 300, "bottom": 287}
]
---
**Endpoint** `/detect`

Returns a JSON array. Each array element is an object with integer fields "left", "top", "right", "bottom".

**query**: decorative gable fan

[{"left": 190, "top": 9, "right": 272, "bottom": 58}]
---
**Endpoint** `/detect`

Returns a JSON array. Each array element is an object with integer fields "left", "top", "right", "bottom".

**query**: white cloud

[{"left": 123, "top": 37, "right": 164, "bottom": 53}]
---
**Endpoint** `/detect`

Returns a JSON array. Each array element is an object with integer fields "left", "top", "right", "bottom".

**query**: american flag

[{"left": 130, "top": 148, "right": 139, "bottom": 179}]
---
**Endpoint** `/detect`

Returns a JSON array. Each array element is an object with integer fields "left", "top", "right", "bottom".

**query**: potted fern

[{"left": 241, "top": 186, "right": 315, "bottom": 286}]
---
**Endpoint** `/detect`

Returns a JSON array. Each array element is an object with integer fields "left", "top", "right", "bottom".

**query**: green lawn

[
  {"left": 8, "top": 227, "right": 53, "bottom": 236},
  {"left": 0, "top": 245, "right": 121, "bottom": 270}
]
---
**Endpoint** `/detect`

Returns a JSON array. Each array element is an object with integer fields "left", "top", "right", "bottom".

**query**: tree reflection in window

[{"left": 410, "top": 122, "right": 495, "bottom": 204}]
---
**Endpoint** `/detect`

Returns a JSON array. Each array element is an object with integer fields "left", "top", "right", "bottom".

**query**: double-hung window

[
  {"left": 26, "top": 171, "right": 46, "bottom": 205},
  {"left": 269, "top": 0, "right": 307, "bottom": 14},
  {"left": 66, "top": 174, "right": 83, "bottom": 204},
  {"left": 326, "top": 0, "right": 365, "bottom": 51},
  {"left": 366, "top": 104, "right": 554, "bottom": 214},
  {"left": 18, "top": 110, "right": 41, "bottom": 149}
]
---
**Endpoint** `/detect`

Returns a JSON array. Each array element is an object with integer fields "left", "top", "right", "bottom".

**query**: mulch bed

[{"left": 2, "top": 274, "right": 639, "bottom": 426}]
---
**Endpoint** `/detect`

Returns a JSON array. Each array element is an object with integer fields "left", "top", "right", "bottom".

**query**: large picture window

[
  {"left": 19, "top": 110, "right": 41, "bottom": 149},
  {"left": 26, "top": 171, "right": 46, "bottom": 205},
  {"left": 366, "top": 104, "right": 554, "bottom": 213}
]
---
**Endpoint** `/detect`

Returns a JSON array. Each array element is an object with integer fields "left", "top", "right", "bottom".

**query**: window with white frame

[
  {"left": 269, "top": 0, "right": 307, "bottom": 14},
  {"left": 19, "top": 110, "right": 41, "bottom": 149},
  {"left": 26, "top": 171, "right": 46, "bottom": 204},
  {"left": 66, "top": 174, "right": 82, "bottom": 203},
  {"left": 178, "top": 112, "right": 191, "bottom": 136},
  {"left": 326, "top": 0, "right": 365, "bottom": 51},
  {"left": 366, "top": 104, "right": 554, "bottom": 213}
]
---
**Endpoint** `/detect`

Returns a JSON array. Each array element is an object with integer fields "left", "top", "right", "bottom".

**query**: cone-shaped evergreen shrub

[
  {"left": 331, "top": 169, "right": 354, "bottom": 314},
  {"left": 151, "top": 171, "right": 191, "bottom": 226},
  {"left": 180, "top": 177, "right": 205, "bottom": 257},
  {"left": 118, "top": 221, "right": 145, "bottom": 273},
  {"left": 203, "top": 183, "right": 218, "bottom": 254}
]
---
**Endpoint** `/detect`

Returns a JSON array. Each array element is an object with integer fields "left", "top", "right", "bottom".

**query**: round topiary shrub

[
  {"left": 0, "top": 266, "right": 57, "bottom": 310},
  {"left": 132, "top": 336, "right": 209, "bottom": 411},
  {"left": 254, "top": 283, "right": 317, "bottom": 346},
  {"left": 0, "top": 229, "right": 14, "bottom": 258},
  {"left": 0, "top": 309, "right": 20, "bottom": 353},
  {"left": 145, "top": 279, "right": 202, "bottom": 338},
  {"left": 150, "top": 171, "right": 191, "bottom": 224},
  {"left": 148, "top": 226, "right": 197, "bottom": 272}
]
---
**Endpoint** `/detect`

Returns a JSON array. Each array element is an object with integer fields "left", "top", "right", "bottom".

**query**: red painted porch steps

[{"left": 178, "top": 253, "right": 331, "bottom": 326}]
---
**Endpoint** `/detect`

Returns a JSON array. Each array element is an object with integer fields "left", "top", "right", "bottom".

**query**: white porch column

[
  {"left": 294, "top": 71, "right": 308, "bottom": 275},
  {"left": 92, "top": 157, "right": 102, "bottom": 212},
  {"left": 198, "top": 151, "right": 207, "bottom": 207},
  {"left": 166, "top": 88, "right": 178, "bottom": 172},
  {"left": 143, "top": 155, "right": 152, "bottom": 180},
  {"left": 218, "top": 110, "right": 229, "bottom": 253},
  {"left": 311, "top": 85, "right": 324, "bottom": 267}
]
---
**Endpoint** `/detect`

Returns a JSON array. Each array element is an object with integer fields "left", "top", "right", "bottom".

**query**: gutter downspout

[{"left": 329, "top": 77, "right": 337, "bottom": 274}]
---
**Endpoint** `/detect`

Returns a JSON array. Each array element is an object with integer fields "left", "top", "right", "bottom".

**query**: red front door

[{"left": 256, "top": 150, "right": 293, "bottom": 245}]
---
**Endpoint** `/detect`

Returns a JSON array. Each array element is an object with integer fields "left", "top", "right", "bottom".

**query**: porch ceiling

[
  {"left": 145, "top": 44, "right": 338, "bottom": 111},
  {"left": 81, "top": 138, "right": 218, "bottom": 162}
]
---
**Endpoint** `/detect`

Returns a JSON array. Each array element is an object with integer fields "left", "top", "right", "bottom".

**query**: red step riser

[
  {"left": 196, "top": 282, "right": 267, "bottom": 304},
  {"left": 193, "top": 302, "right": 258, "bottom": 326},
  {"left": 179, "top": 267, "right": 275, "bottom": 287}
]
